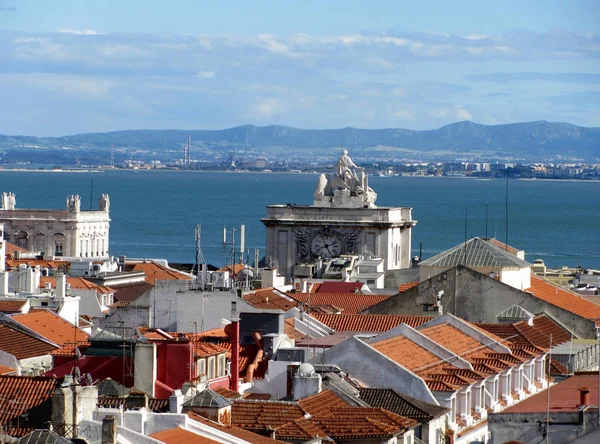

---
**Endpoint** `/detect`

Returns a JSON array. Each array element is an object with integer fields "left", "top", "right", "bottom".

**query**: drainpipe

[{"left": 230, "top": 301, "right": 240, "bottom": 392}]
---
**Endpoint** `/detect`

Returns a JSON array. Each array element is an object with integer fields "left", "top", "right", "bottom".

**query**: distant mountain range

[{"left": 1, "top": 120, "right": 598, "bottom": 161}]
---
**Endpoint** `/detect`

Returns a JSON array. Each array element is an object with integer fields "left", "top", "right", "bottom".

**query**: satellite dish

[
  {"left": 73, "top": 367, "right": 81, "bottom": 379},
  {"left": 86, "top": 373, "right": 93, "bottom": 386},
  {"left": 75, "top": 348, "right": 82, "bottom": 360}
]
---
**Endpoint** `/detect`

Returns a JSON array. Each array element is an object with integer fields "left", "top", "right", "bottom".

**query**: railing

[{"left": 413, "top": 436, "right": 428, "bottom": 444}]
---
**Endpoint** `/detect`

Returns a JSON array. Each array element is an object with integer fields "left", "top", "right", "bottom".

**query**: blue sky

[{"left": 0, "top": 0, "right": 599, "bottom": 136}]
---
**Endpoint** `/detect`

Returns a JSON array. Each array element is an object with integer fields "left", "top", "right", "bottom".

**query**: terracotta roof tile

[
  {"left": 526, "top": 275, "right": 600, "bottom": 320},
  {"left": 0, "top": 375, "right": 60, "bottom": 425},
  {"left": 419, "top": 324, "right": 496, "bottom": 357},
  {"left": 298, "top": 389, "right": 351, "bottom": 417},
  {"left": 425, "top": 379, "right": 461, "bottom": 392},
  {"left": 39, "top": 276, "right": 114, "bottom": 294},
  {"left": 274, "top": 418, "right": 326, "bottom": 440},
  {"left": 0, "top": 324, "right": 58, "bottom": 360},
  {"left": 192, "top": 341, "right": 227, "bottom": 358},
  {"left": 10, "top": 310, "right": 90, "bottom": 346},
  {"left": 243, "top": 290, "right": 297, "bottom": 311},
  {"left": 514, "top": 314, "right": 573, "bottom": 349},
  {"left": 0, "top": 299, "right": 28, "bottom": 313},
  {"left": 124, "top": 261, "right": 192, "bottom": 285},
  {"left": 371, "top": 335, "right": 445, "bottom": 373},
  {"left": 287, "top": 292, "right": 391, "bottom": 314},
  {"left": 50, "top": 341, "right": 90, "bottom": 357},
  {"left": 283, "top": 318, "right": 305, "bottom": 340},
  {"left": 231, "top": 400, "right": 305, "bottom": 431},
  {"left": 316, "top": 281, "right": 364, "bottom": 293},
  {"left": 6, "top": 259, "right": 62, "bottom": 270},
  {"left": 213, "top": 386, "right": 242, "bottom": 399},
  {"left": 187, "top": 412, "right": 284, "bottom": 443},
  {"left": 5, "top": 241, "right": 29, "bottom": 256},
  {"left": 311, "top": 407, "right": 417, "bottom": 439},
  {"left": 399, "top": 281, "right": 419, "bottom": 292},
  {"left": 502, "top": 373, "right": 599, "bottom": 413},
  {"left": 150, "top": 427, "right": 220, "bottom": 443},
  {"left": 0, "top": 365, "right": 16, "bottom": 375},
  {"left": 313, "top": 313, "right": 433, "bottom": 332},
  {"left": 488, "top": 238, "right": 520, "bottom": 254}
]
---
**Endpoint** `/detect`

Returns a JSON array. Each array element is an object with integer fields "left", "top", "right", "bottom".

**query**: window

[
  {"left": 55, "top": 241, "right": 64, "bottom": 256},
  {"left": 198, "top": 358, "right": 206, "bottom": 376},
  {"left": 218, "top": 354, "right": 226, "bottom": 377},
  {"left": 35, "top": 236, "right": 46, "bottom": 254},
  {"left": 208, "top": 357, "right": 215, "bottom": 379}
]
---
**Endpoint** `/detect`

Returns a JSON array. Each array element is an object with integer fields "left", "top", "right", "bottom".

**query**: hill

[{"left": 1, "top": 120, "right": 598, "bottom": 161}]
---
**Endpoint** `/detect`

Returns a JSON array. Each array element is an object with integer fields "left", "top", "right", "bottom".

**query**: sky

[{"left": 0, "top": 0, "right": 599, "bottom": 136}]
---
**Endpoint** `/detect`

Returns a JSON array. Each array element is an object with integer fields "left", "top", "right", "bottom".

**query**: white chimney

[
  {"left": 56, "top": 274, "right": 66, "bottom": 299},
  {"left": 26, "top": 267, "right": 36, "bottom": 293},
  {"left": 0, "top": 272, "right": 8, "bottom": 296}
]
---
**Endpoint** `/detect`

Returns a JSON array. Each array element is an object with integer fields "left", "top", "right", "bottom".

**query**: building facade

[{"left": 0, "top": 192, "right": 110, "bottom": 259}]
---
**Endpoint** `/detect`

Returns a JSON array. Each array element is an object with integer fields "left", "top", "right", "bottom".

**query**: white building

[{"left": 0, "top": 192, "right": 111, "bottom": 259}]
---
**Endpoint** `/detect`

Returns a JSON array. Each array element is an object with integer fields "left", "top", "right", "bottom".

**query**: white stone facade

[
  {"left": 261, "top": 204, "right": 416, "bottom": 280},
  {"left": 0, "top": 192, "right": 110, "bottom": 259}
]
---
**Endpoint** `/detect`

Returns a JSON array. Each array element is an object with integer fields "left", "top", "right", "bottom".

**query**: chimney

[
  {"left": 56, "top": 274, "right": 66, "bottom": 298},
  {"left": 230, "top": 301, "right": 240, "bottom": 392},
  {"left": 578, "top": 387, "right": 590, "bottom": 406},
  {"left": 0, "top": 272, "right": 8, "bottom": 296},
  {"left": 101, "top": 415, "right": 117, "bottom": 444}
]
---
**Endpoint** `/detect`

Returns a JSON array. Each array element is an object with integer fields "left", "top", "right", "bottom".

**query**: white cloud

[
  {"left": 465, "top": 34, "right": 489, "bottom": 40},
  {"left": 58, "top": 29, "right": 100, "bottom": 35},
  {"left": 431, "top": 108, "right": 450, "bottom": 119},
  {"left": 197, "top": 71, "right": 215, "bottom": 78},
  {"left": 393, "top": 110, "right": 415, "bottom": 121},
  {"left": 455, "top": 105, "right": 473, "bottom": 120},
  {"left": 246, "top": 98, "right": 286, "bottom": 120}
]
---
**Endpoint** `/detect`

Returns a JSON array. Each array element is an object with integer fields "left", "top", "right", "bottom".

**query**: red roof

[
  {"left": 286, "top": 292, "right": 391, "bottom": 314},
  {"left": 0, "top": 375, "right": 60, "bottom": 425},
  {"left": 0, "top": 324, "right": 58, "bottom": 360},
  {"left": 502, "top": 373, "right": 599, "bottom": 413},
  {"left": 298, "top": 389, "right": 351, "bottom": 416},
  {"left": 125, "top": 261, "right": 191, "bottom": 285},
  {"left": 488, "top": 238, "right": 520, "bottom": 254},
  {"left": 316, "top": 281, "right": 364, "bottom": 293},
  {"left": 243, "top": 290, "right": 297, "bottom": 311},
  {"left": 232, "top": 400, "right": 305, "bottom": 431},
  {"left": 399, "top": 281, "right": 419, "bottom": 292},
  {"left": 313, "top": 313, "right": 433, "bottom": 332},
  {"left": 10, "top": 310, "right": 90, "bottom": 346},
  {"left": 187, "top": 412, "right": 283, "bottom": 443},
  {"left": 0, "top": 365, "right": 16, "bottom": 375},
  {"left": 39, "top": 276, "right": 114, "bottom": 294},
  {"left": 526, "top": 275, "right": 600, "bottom": 320},
  {"left": 150, "top": 427, "right": 219, "bottom": 443},
  {"left": 0, "top": 299, "right": 28, "bottom": 313}
]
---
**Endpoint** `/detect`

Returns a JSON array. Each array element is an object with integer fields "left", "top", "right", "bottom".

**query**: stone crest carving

[
  {"left": 99, "top": 194, "right": 110, "bottom": 212},
  {"left": 313, "top": 150, "right": 377, "bottom": 208},
  {"left": 1, "top": 192, "right": 16, "bottom": 210},
  {"left": 66, "top": 194, "right": 81, "bottom": 212},
  {"left": 294, "top": 227, "right": 361, "bottom": 263}
]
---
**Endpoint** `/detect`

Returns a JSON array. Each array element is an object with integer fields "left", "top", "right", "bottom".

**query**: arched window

[
  {"left": 14, "top": 231, "right": 30, "bottom": 250},
  {"left": 53, "top": 233, "right": 66, "bottom": 257}
]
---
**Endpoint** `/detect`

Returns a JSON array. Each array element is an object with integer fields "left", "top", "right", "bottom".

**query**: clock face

[{"left": 310, "top": 234, "right": 341, "bottom": 258}]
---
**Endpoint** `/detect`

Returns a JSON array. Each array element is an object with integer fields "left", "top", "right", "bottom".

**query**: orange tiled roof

[
  {"left": 125, "top": 261, "right": 192, "bottom": 285},
  {"left": 5, "top": 241, "right": 29, "bottom": 256},
  {"left": 526, "top": 275, "right": 600, "bottom": 320},
  {"left": 488, "top": 238, "right": 520, "bottom": 254},
  {"left": 274, "top": 417, "right": 326, "bottom": 440},
  {"left": 39, "top": 276, "right": 114, "bottom": 294},
  {"left": 0, "top": 324, "right": 58, "bottom": 360},
  {"left": 6, "top": 259, "right": 62, "bottom": 270},
  {"left": 213, "top": 386, "right": 242, "bottom": 399},
  {"left": 231, "top": 400, "right": 305, "bottom": 431},
  {"left": 419, "top": 324, "right": 496, "bottom": 357},
  {"left": 0, "top": 299, "right": 28, "bottom": 313},
  {"left": 217, "top": 263, "right": 248, "bottom": 274},
  {"left": 313, "top": 313, "right": 433, "bottom": 332},
  {"left": 311, "top": 407, "right": 417, "bottom": 439},
  {"left": 286, "top": 292, "right": 391, "bottom": 314},
  {"left": 150, "top": 426, "right": 220, "bottom": 443},
  {"left": 316, "top": 281, "right": 364, "bottom": 293},
  {"left": 371, "top": 335, "right": 444, "bottom": 373},
  {"left": 11, "top": 310, "right": 90, "bottom": 346},
  {"left": 0, "top": 365, "right": 16, "bottom": 375},
  {"left": 187, "top": 412, "right": 283, "bottom": 443},
  {"left": 283, "top": 318, "right": 305, "bottom": 340},
  {"left": 514, "top": 314, "right": 573, "bottom": 349},
  {"left": 399, "top": 281, "right": 419, "bottom": 292},
  {"left": 192, "top": 341, "right": 227, "bottom": 358},
  {"left": 50, "top": 341, "right": 90, "bottom": 357},
  {"left": 243, "top": 290, "right": 297, "bottom": 311},
  {"left": 298, "top": 389, "right": 351, "bottom": 417},
  {"left": 0, "top": 375, "right": 60, "bottom": 425}
]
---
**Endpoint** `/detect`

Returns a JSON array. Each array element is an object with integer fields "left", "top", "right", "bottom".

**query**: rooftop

[
  {"left": 526, "top": 275, "right": 600, "bottom": 320},
  {"left": 0, "top": 375, "right": 60, "bottom": 425},
  {"left": 187, "top": 411, "right": 283, "bottom": 443},
  {"left": 0, "top": 299, "right": 28, "bottom": 313},
  {"left": 39, "top": 276, "right": 114, "bottom": 294},
  {"left": 501, "top": 372, "right": 599, "bottom": 413},
  {"left": 316, "top": 281, "right": 365, "bottom": 293},
  {"left": 358, "top": 388, "right": 448, "bottom": 422},
  {"left": 286, "top": 292, "right": 391, "bottom": 314},
  {"left": 0, "top": 324, "right": 58, "bottom": 360},
  {"left": 298, "top": 389, "right": 351, "bottom": 417},
  {"left": 371, "top": 335, "right": 445, "bottom": 373},
  {"left": 313, "top": 313, "right": 433, "bottom": 332},
  {"left": 420, "top": 237, "right": 530, "bottom": 269},
  {"left": 242, "top": 289, "right": 297, "bottom": 311},
  {"left": 10, "top": 310, "right": 90, "bottom": 346},
  {"left": 150, "top": 427, "right": 220, "bottom": 443},
  {"left": 124, "top": 261, "right": 192, "bottom": 285}
]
